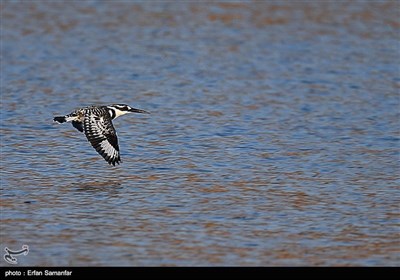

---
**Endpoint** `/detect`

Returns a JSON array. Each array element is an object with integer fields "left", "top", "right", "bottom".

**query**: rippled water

[{"left": 1, "top": 1, "right": 399, "bottom": 266}]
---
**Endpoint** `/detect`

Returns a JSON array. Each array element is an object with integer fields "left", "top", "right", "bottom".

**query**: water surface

[{"left": 1, "top": 1, "right": 399, "bottom": 266}]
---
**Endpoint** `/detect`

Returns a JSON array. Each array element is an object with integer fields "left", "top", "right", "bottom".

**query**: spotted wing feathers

[{"left": 83, "top": 107, "right": 121, "bottom": 166}]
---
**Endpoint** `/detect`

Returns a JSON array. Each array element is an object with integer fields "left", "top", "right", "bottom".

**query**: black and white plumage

[{"left": 53, "top": 104, "right": 149, "bottom": 166}]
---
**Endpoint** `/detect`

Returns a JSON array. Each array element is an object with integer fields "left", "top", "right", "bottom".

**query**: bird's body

[{"left": 54, "top": 104, "right": 149, "bottom": 165}]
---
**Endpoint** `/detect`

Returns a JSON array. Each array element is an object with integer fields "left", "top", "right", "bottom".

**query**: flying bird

[{"left": 53, "top": 104, "right": 149, "bottom": 165}]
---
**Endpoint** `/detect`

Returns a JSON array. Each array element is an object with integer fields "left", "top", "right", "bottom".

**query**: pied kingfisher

[{"left": 53, "top": 104, "right": 149, "bottom": 166}]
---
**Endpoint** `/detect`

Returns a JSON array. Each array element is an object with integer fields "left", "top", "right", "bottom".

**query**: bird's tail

[
  {"left": 54, "top": 116, "right": 67, "bottom": 123},
  {"left": 54, "top": 112, "right": 78, "bottom": 123}
]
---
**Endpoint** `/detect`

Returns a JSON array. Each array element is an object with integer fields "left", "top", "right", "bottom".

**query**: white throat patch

[{"left": 113, "top": 109, "right": 129, "bottom": 119}]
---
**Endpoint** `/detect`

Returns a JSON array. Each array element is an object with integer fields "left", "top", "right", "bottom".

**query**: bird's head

[{"left": 107, "top": 104, "right": 150, "bottom": 119}]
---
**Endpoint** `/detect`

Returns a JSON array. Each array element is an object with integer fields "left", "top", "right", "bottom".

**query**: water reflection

[{"left": 72, "top": 180, "right": 122, "bottom": 193}]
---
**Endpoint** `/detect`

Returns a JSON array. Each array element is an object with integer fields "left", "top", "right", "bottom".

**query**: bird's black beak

[{"left": 129, "top": 107, "right": 150, "bottom": 114}]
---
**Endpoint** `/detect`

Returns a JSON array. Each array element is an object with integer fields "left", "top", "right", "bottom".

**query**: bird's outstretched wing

[{"left": 83, "top": 107, "right": 121, "bottom": 166}]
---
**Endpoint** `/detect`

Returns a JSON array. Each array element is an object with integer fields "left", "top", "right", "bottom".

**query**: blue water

[{"left": 1, "top": 1, "right": 399, "bottom": 266}]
